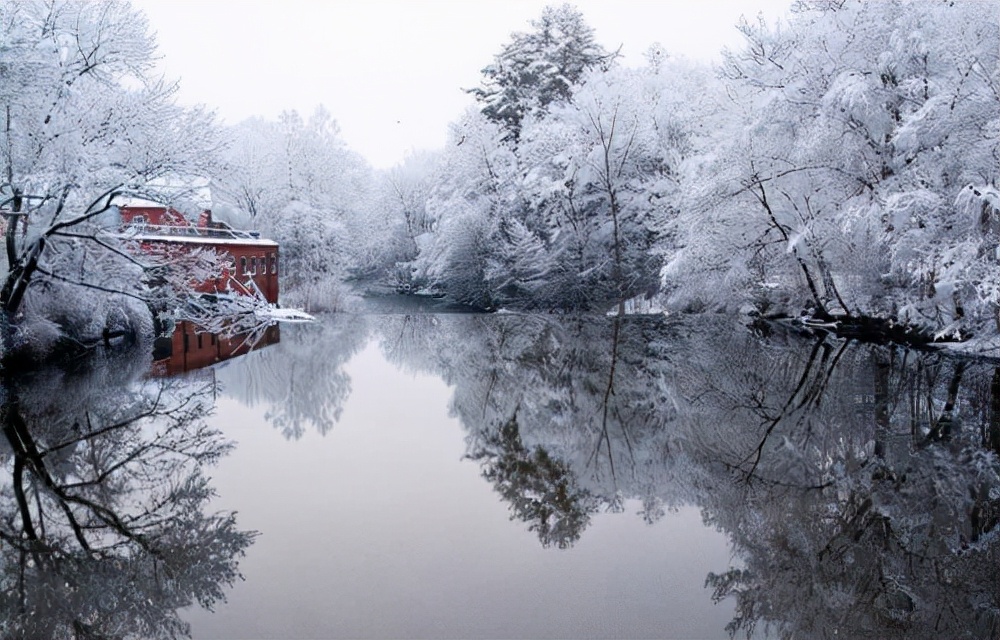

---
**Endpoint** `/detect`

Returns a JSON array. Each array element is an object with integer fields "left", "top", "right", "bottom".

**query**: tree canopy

[{"left": 468, "top": 4, "right": 616, "bottom": 142}]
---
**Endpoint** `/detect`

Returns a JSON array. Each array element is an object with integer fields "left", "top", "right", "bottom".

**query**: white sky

[{"left": 133, "top": 0, "right": 792, "bottom": 169}]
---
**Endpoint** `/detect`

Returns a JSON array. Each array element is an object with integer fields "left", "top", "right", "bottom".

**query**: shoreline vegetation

[{"left": 1, "top": 0, "right": 998, "bottom": 366}]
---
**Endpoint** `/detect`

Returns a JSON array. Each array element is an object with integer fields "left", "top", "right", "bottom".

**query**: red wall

[
  {"left": 120, "top": 206, "right": 190, "bottom": 227},
  {"left": 121, "top": 205, "right": 280, "bottom": 305},
  {"left": 226, "top": 245, "right": 280, "bottom": 304}
]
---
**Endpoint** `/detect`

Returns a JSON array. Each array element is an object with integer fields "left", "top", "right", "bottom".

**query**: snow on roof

[
  {"left": 114, "top": 196, "right": 169, "bottom": 209},
  {"left": 115, "top": 233, "right": 278, "bottom": 248},
  {"left": 112, "top": 182, "right": 254, "bottom": 230}
]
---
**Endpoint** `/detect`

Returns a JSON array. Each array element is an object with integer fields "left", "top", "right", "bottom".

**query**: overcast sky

[{"left": 133, "top": 0, "right": 792, "bottom": 169}]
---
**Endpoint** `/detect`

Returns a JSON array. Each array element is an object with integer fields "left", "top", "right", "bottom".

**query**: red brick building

[
  {"left": 117, "top": 201, "right": 282, "bottom": 374},
  {"left": 119, "top": 203, "right": 280, "bottom": 304}
]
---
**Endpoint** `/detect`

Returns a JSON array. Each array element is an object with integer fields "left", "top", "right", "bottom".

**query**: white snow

[{"left": 264, "top": 307, "right": 315, "bottom": 323}]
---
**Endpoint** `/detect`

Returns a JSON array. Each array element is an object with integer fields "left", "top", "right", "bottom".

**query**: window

[
  {"left": 250, "top": 257, "right": 258, "bottom": 275},
  {"left": 269, "top": 253, "right": 277, "bottom": 274},
  {"left": 240, "top": 256, "right": 247, "bottom": 275}
]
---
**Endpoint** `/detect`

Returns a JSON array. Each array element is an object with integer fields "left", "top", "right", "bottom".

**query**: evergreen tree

[{"left": 468, "top": 4, "right": 615, "bottom": 142}]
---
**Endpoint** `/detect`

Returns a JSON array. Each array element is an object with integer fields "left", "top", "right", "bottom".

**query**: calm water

[{"left": 1, "top": 309, "right": 999, "bottom": 638}]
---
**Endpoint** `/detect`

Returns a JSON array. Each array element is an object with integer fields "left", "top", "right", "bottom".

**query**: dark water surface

[{"left": 2, "top": 310, "right": 999, "bottom": 638}]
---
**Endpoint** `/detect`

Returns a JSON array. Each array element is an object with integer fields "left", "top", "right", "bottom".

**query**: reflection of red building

[
  {"left": 119, "top": 204, "right": 279, "bottom": 304},
  {"left": 150, "top": 321, "right": 280, "bottom": 376}
]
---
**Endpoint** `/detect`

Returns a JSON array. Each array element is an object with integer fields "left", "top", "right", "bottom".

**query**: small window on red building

[
  {"left": 240, "top": 256, "right": 247, "bottom": 275},
  {"left": 269, "top": 253, "right": 277, "bottom": 274},
  {"left": 251, "top": 257, "right": 258, "bottom": 275}
]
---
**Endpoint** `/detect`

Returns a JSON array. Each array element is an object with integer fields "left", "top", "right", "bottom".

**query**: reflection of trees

[
  {"left": 376, "top": 313, "right": 684, "bottom": 546},
  {"left": 216, "top": 316, "right": 370, "bottom": 439},
  {"left": 0, "top": 347, "right": 255, "bottom": 638},
  {"left": 674, "top": 327, "right": 1000, "bottom": 639},
  {"left": 468, "top": 412, "right": 596, "bottom": 549},
  {"left": 375, "top": 313, "right": 1000, "bottom": 637}
]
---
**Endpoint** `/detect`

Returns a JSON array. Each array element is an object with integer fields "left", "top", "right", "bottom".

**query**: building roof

[{"left": 116, "top": 230, "right": 278, "bottom": 248}]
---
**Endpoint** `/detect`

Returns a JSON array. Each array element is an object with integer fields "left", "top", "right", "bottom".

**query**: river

[{"left": 0, "top": 306, "right": 997, "bottom": 638}]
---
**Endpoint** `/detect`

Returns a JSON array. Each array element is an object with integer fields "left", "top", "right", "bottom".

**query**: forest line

[{"left": 1, "top": 0, "right": 998, "bottom": 357}]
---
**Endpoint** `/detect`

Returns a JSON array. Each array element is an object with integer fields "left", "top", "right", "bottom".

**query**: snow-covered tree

[
  {"left": 214, "top": 118, "right": 288, "bottom": 224},
  {"left": 272, "top": 200, "right": 353, "bottom": 312},
  {"left": 214, "top": 106, "right": 373, "bottom": 311},
  {"left": 668, "top": 0, "right": 1000, "bottom": 335},
  {"left": 0, "top": 0, "right": 227, "bottom": 359},
  {"left": 516, "top": 61, "right": 708, "bottom": 311},
  {"left": 411, "top": 109, "right": 520, "bottom": 307},
  {"left": 418, "top": 5, "right": 723, "bottom": 313},
  {"left": 469, "top": 3, "right": 616, "bottom": 142},
  {"left": 356, "top": 151, "right": 440, "bottom": 286}
]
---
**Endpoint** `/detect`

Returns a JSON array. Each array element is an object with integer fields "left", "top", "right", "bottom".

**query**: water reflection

[
  {"left": 310, "top": 313, "right": 999, "bottom": 638},
  {"left": 71, "top": 307, "right": 997, "bottom": 639},
  {"left": 151, "top": 320, "right": 281, "bottom": 377},
  {"left": 0, "top": 344, "right": 255, "bottom": 638},
  {"left": 215, "top": 315, "right": 369, "bottom": 439},
  {"left": 685, "top": 329, "right": 1000, "bottom": 639},
  {"left": 375, "top": 314, "right": 688, "bottom": 547}
]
